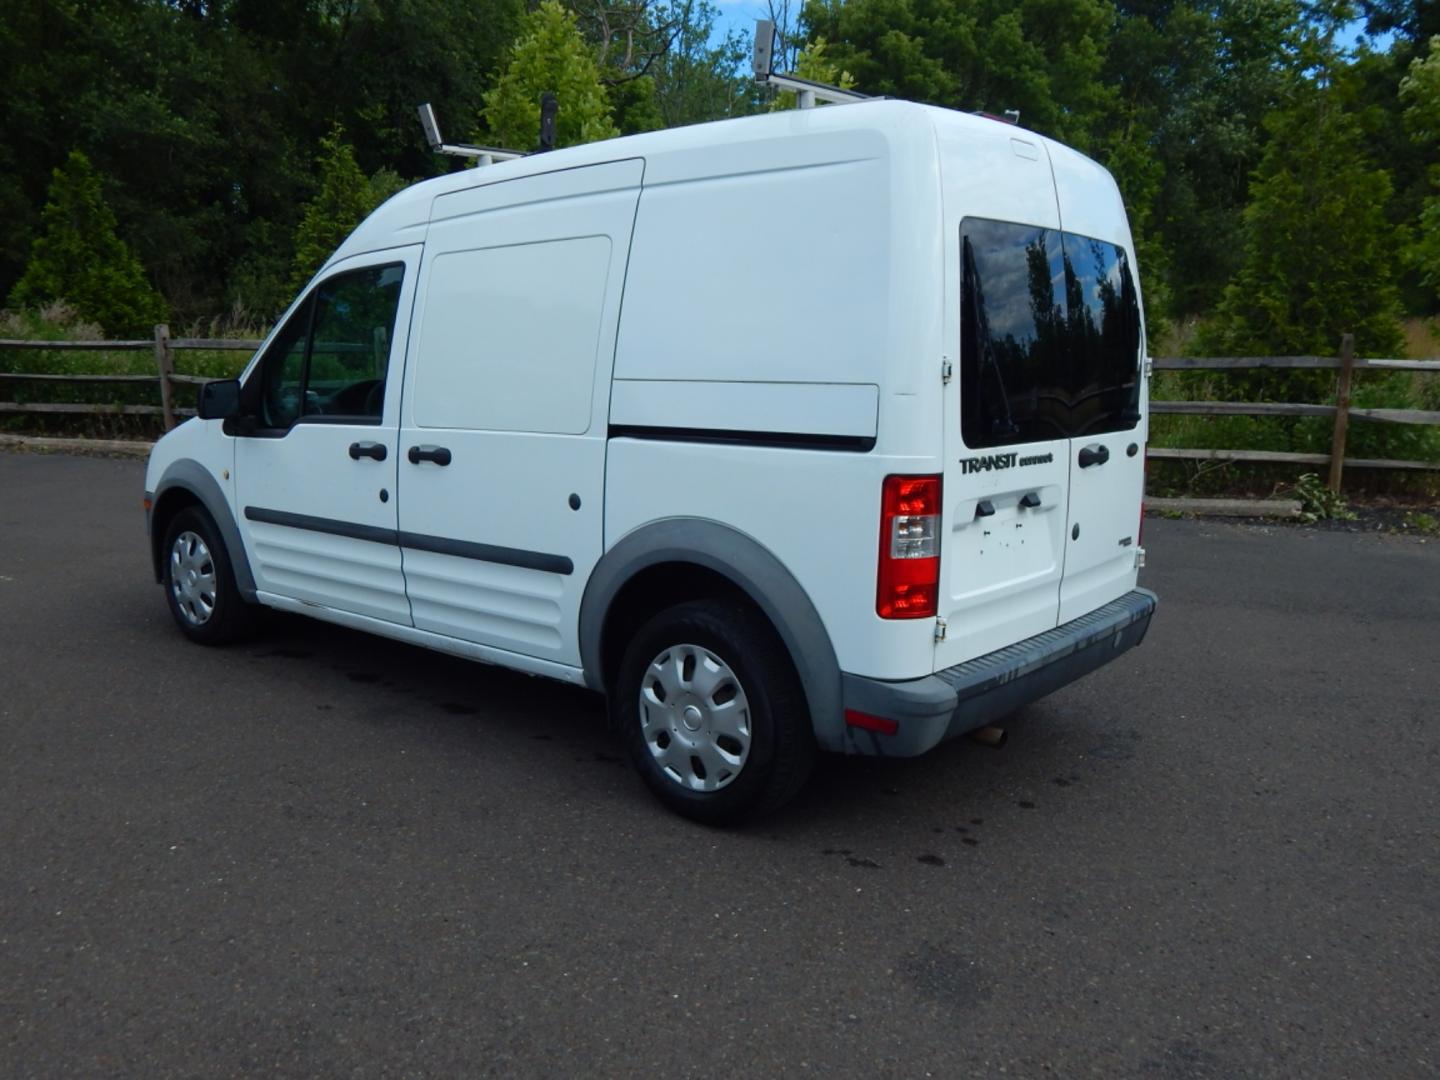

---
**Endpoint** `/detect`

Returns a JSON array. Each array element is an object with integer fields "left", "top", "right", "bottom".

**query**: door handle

[
  {"left": 408, "top": 444, "right": 452, "bottom": 467},
  {"left": 348, "top": 441, "right": 387, "bottom": 462},
  {"left": 1078, "top": 444, "right": 1110, "bottom": 468}
]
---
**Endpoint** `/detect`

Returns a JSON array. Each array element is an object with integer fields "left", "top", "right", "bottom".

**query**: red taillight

[{"left": 877, "top": 474, "right": 942, "bottom": 619}]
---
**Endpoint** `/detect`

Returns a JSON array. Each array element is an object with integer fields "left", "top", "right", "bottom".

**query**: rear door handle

[
  {"left": 1078, "top": 444, "right": 1110, "bottom": 468},
  {"left": 408, "top": 445, "right": 452, "bottom": 466},
  {"left": 348, "top": 441, "right": 387, "bottom": 462}
]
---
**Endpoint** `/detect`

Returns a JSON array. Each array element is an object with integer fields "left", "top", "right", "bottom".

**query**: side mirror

[{"left": 197, "top": 378, "right": 241, "bottom": 421}]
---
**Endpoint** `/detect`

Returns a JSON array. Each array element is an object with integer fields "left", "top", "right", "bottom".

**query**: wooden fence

[
  {"left": 1151, "top": 334, "right": 1440, "bottom": 490},
  {"left": 0, "top": 324, "right": 260, "bottom": 431},
  {"left": 3, "top": 327, "right": 1439, "bottom": 491}
]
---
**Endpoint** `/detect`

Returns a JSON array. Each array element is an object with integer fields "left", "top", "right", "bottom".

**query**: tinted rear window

[{"left": 960, "top": 218, "right": 1141, "bottom": 448}]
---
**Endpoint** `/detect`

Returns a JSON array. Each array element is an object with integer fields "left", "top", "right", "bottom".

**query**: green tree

[
  {"left": 649, "top": 0, "right": 758, "bottom": 127},
  {"left": 291, "top": 127, "right": 375, "bottom": 291},
  {"left": 1105, "top": 2, "right": 1303, "bottom": 317},
  {"left": 7, "top": 150, "right": 166, "bottom": 336},
  {"left": 483, "top": 2, "right": 619, "bottom": 150},
  {"left": 568, "top": 0, "right": 678, "bottom": 132},
  {"left": 1400, "top": 35, "right": 1440, "bottom": 304},
  {"left": 1200, "top": 79, "right": 1405, "bottom": 381},
  {"left": 800, "top": 0, "right": 1117, "bottom": 149}
]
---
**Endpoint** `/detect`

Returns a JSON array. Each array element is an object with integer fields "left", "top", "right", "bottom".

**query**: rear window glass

[{"left": 960, "top": 218, "right": 1141, "bottom": 448}]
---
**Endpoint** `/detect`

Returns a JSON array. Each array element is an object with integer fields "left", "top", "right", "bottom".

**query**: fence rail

[
  {"left": 0, "top": 324, "right": 261, "bottom": 429},
  {"left": 1151, "top": 334, "right": 1440, "bottom": 488},
  {"left": 3, "top": 328, "right": 1438, "bottom": 489}
]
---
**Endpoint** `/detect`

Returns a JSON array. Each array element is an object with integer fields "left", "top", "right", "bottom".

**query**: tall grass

[
  {"left": 1148, "top": 317, "right": 1440, "bottom": 498},
  {"left": 0, "top": 301, "right": 268, "bottom": 440}
]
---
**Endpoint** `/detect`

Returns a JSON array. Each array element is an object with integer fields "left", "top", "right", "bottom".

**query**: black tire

[
  {"left": 613, "top": 599, "right": 816, "bottom": 824},
  {"left": 160, "top": 506, "right": 259, "bottom": 646}
]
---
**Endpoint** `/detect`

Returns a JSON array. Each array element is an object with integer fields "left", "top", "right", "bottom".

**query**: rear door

[
  {"left": 1049, "top": 144, "right": 1146, "bottom": 623},
  {"left": 935, "top": 126, "right": 1070, "bottom": 669}
]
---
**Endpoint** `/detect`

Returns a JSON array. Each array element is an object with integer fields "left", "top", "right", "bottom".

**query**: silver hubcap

[
  {"left": 169, "top": 531, "right": 217, "bottom": 626},
  {"left": 639, "top": 643, "right": 752, "bottom": 792}
]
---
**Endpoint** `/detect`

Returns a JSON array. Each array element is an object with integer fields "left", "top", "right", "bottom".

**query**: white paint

[
  {"left": 411, "top": 236, "right": 611, "bottom": 435},
  {"left": 148, "top": 99, "right": 1146, "bottom": 712},
  {"left": 609, "top": 380, "right": 879, "bottom": 438},
  {"left": 397, "top": 160, "right": 641, "bottom": 666}
]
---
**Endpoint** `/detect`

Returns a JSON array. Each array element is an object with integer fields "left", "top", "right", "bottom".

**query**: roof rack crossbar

[
  {"left": 751, "top": 20, "right": 872, "bottom": 109},
  {"left": 416, "top": 103, "right": 526, "bottom": 166}
]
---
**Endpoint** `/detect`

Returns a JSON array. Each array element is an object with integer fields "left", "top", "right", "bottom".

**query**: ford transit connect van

[{"left": 145, "top": 101, "right": 1157, "bottom": 821}]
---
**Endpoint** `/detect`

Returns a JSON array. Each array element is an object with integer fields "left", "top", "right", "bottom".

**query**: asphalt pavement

[{"left": 1, "top": 451, "right": 1437, "bottom": 1077}]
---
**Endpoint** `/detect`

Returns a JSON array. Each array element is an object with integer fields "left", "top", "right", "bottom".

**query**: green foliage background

[
  {"left": 7, "top": 151, "right": 167, "bottom": 336},
  {"left": 484, "top": 2, "right": 620, "bottom": 149},
  {"left": 3, "top": 0, "right": 1437, "bottom": 335},
  {"left": 1, "top": 0, "right": 1439, "bottom": 476}
]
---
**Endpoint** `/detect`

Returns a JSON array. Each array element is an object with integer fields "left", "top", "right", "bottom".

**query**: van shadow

[
  {"left": 241, "top": 611, "right": 1122, "bottom": 845},
  {"left": 248, "top": 609, "right": 611, "bottom": 745}
]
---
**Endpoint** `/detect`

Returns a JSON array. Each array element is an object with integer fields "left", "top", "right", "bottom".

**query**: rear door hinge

[
  {"left": 934, "top": 616, "right": 948, "bottom": 642},
  {"left": 1143, "top": 356, "right": 1154, "bottom": 378},
  {"left": 941, "top": 358, "right": 953, "bottom": 385}
]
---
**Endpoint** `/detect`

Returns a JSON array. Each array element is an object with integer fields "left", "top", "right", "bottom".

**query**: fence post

[
  {"left": 1327, "top": 332, "right": 1355, "bottom": 493},
  {"left": 153, "top": 323, "right": 175, "bottom": 431}
]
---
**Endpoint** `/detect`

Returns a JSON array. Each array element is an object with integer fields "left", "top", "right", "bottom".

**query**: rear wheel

[
  {"left": 161, "top": 506, "right": 258, "bottom": 645},
  {"left": 614, "top": 600, "right": 815, "bottom": 824}
]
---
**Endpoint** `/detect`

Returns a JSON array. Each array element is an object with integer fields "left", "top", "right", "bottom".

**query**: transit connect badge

[{"left": 959, "top": 451, "right": 1054, "bottom": 474}]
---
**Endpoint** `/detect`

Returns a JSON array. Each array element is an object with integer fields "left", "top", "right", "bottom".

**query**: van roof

[{"left": 331, "top": 100, "right": 1114, "bottom": 268}]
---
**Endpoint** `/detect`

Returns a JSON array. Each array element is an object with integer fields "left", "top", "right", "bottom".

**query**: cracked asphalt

[{"left": 1, "top": 451, "right": 1437, "bottom": 1077}]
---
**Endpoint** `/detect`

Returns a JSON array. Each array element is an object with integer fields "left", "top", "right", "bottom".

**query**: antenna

[
  {"left": 751, "top": 19, "right": 870, "bottom": 109},
  {"left": 416, "top": 103, "right": 525, "bottom": 166},
  {"left": 752, "top": 19, "right": 775, "bottom": 82}
]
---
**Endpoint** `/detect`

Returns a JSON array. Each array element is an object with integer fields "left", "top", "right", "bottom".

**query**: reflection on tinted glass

[
  {"left": 961, "top": 219, "right": 1140, "bottom": 448},
  {"left": 252, "top": 264, "right": 403, "bottom": 429},
  {"left": 260, "top": 298, "right": 311, "bottom": 429},
  {"left": 1062, "top": 234, "right": 1142, "bottom": 436},
  {"left": 307, "top": 266, "right": 403, "bottom": 419}
]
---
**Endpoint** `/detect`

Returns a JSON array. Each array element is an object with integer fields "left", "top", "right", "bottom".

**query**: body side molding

[
  {"left": 244, "top": 506, "right": 396, "bottom": 546},
  {"left": 578, "top": 518, "right": 846, "bottom": 751},
  {"left": 242, "top": 506, "right": 575, "bottom": 575}
]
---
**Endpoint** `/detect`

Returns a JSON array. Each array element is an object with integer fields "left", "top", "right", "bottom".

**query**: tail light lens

[{"left": 877, "top": 474, "right": 942, "bottom": 619}]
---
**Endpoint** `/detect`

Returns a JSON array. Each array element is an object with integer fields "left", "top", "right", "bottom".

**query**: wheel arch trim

[
  {"left": 579, "top": 518, "right": 844, "bottom": 751},
  {"left": 151, "top": 459, "right": 257, "bottom": 602}
]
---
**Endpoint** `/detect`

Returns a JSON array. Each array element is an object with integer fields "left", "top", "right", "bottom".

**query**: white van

[{"left": 145, "top": 100, "right": 1156, "bottom": 821}]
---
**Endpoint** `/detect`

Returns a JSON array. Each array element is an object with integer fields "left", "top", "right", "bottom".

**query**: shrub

[{"left": 7, "top": 151, "right": 167, "bottom": 337}]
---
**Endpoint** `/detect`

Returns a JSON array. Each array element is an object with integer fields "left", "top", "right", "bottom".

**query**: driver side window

[{"left": 255, "top": 263, "right": 404, "bottom": 430}]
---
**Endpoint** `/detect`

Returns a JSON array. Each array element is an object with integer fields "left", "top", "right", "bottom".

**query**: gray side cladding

[
  {"left": 154, "top": 459, "right": 257, "bottom": 601},
  {"left": 578, "top": 518, "right": 845, "bottom": 751}
]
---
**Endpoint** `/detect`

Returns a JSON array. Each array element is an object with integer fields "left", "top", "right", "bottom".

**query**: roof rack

[
  {"left": 752, "top": 20, "right": 871, "bottom": 108},
  {"left": 416, "top": 103, "right": 526, "bottom": 166}
]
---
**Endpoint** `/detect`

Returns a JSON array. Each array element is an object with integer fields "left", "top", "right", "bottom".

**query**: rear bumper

[{"left": 840, "top": 588, "right": 1157, "bottom": 756}]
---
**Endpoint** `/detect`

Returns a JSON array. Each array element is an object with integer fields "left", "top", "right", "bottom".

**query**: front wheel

[
  {"left": 613, "top": 600, "right": 815, "bottom": 824},
  {"left": 161, "top": 506, "right": 258, "bottom": 645}
]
